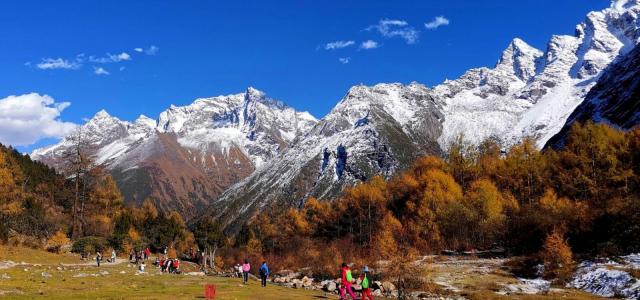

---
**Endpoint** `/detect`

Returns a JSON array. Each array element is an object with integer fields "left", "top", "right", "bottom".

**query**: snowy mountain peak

[
  {"left": 89, "top": 109, "right": 121, "bottom": 124},
  {"left": 134, "top": 115, "right": 156, "bottom": 128},
  {"left": 495, "top": 38, "right": 543, "bottom": 82},
  {"left": 245, "top": 86, "right": 265, "bottom": 101}
]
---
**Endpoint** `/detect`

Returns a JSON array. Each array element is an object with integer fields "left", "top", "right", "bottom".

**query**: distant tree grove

[{"left": 0, "top": 143, "right": 196, "bottom": 257}]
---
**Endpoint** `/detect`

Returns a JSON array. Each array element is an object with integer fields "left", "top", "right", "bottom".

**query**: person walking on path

[
  {"left": 360, "top": 266, "right": 373, "bottom": 300},
  {"left": 259, "top": 261, "right": 270, "bottom": 287},
  {"left": 144, "top": 247, "right": 151, "bottom": 260},
  {"left": 96, "top": 251, "right": 102, "bottom": 267},
  {"left": 339, "top": 263, "right": 357, "bottom": 300},
  {"left": 110, "top": 250, "right": 117, "bottom": 263},
  {"left": 242, "top": 259, "right": 250, "bottom": 284}
]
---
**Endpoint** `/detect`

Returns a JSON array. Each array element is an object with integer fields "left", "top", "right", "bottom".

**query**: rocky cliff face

[
  {"left": 547, "top": 42, "right": 640, "bottom": 148},
  {"left": 31, "top": 88, "right": 317, "bottom": 219}
]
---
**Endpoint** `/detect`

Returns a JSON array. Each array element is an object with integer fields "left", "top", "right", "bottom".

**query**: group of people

[
  {"left": 234, "top": 260, "right": 270, "bottom": 287},
  {"left": 156, "top": 257, "right": 181, "bottom": 273},
  {"left": 340, "top": 263, "right": 373, "bottom": 300},
  {"left": 129, "top": 247, "right": 152, "bottom": 264},
  {"left": 95, "top": 246, "right": 183, "bottom": 275}
]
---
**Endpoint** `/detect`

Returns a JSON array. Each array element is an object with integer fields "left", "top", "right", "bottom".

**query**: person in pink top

[{"left": 242, "top": 259, "right": 250, "bottom": 284}]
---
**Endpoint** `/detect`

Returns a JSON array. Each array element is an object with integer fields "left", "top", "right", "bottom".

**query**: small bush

[
  {"left": 46, "top": 230, "right": 71, "bottom": 253},
  {"left": 72, "top": 236, "right": 108, "bottom": 255},
  {"left": 540, "top": 229, "right": 575, "bottom": 283}
]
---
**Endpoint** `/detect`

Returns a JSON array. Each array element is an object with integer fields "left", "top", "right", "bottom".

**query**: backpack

[
  {"left": 346, "top": 269, "right": 353, "bottom": 282},
  {"left": 362, "top": 273, "right": 369, "bottom": 289}
]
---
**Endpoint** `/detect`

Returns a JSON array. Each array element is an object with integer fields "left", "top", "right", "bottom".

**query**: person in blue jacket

[{"left": 259, "top": 261, "right": 270, "bottom": 287}]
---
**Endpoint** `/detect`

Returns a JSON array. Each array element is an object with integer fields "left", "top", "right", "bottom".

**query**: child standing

[{"left": 360, "top": 266, "right": 373, "bottom": 300}]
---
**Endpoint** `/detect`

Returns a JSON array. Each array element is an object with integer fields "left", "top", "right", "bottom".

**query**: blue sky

[{"left": 0, "top": 0, "right": 608, "bottom": 152}]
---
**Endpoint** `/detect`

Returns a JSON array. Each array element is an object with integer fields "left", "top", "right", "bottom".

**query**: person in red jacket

[{"left": 339, "top": 262, "right": 357, "bottom": 300}]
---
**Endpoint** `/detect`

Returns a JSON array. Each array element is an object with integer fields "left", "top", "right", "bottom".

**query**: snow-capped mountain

[
  {"left": 204, "top": 83, "right": 443, "bottom": 231},
  {"left": 200, "top": 0, "right": 640, "bottom": 232},
  {"left": 548, "top": 41, "right": 640, "bottom": 148},
  {"left": 435, "top": 0, "right": 640, "bottom": 148},
  {"left": 32, "top": 87, "right": 317, "bottom": 218}
]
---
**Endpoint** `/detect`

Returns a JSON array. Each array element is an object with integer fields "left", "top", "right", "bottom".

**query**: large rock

[
  {"left": 323, "top": 281, "right": 337, "bottom": 292},
  {"left": 382, "top": 281, "right": 397, "bottom": 293},
  {"left": 301, "top": 276, "right": 314, "bottom": 288},
  {"left": 292, "top": 278, "right": 303, "bottom": 289}
]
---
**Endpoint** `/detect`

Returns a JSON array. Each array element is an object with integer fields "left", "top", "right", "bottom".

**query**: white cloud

[
  {"left": 339, "top": 57, "right": 351, "bottom": 64},
  {"left": 325, "top": 40, "right": 355, "bottom": 50},
  {"left": 134, "top": 48, "right": 144, "bottom": 53},
  {"left": 425, "top": 16, "right": 450, "bottom": 29},
  {"left": 0, "top": 93, "right": 77, "bottom": 146},
  {"left": 36, "top": 58, "right": 81, "bottom": 70},
  {"left": 366, "top": 19, "right": 419, "bottom": 44},
  {"left": 360, "top": 40, "right": 379, "bottom": 50},
  {"left": 145, "top": 45, "right": 159, "bottom": 55},
  {"left": 90, "top": 52, "right": 131, "bottom": 63},
  {"left": 94, "top": 67, "right": 110, "bottom": 75},
  {"left": 119, "top": 66, "right": 126, "bottom": 71}
]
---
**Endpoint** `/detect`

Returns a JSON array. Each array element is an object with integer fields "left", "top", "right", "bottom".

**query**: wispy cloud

[
  {"left": 360, "top": 40, "right": 379, "bottom": 50},
  {"left": 425, "top": 16, "right": 450, "bottom": 29},
  {"left": 145, "top": 45, "right": 159, "bottom": 55},
  {"left": 90, "top": 52, "right": 131, "bottom": 63},
  {"left": 338, "top": 57, "right": 351, "bottom": 64},
  {"left": 27, "top": 46, "right": 158, "bottom": 75},
  {"left": 35, "top": 58, "right": 81, "bottom": 70},
  {"left": 0, "top": 93, "right": 77, "bottom": 146},
  {"left": 366, "top": 19, "right": 419, "bottom": 44},
  {"left": 94, "top": 67, "right": 110, "bottom": 75},
  {"left": 325, "top": 40, "right": 355, "bottom": 50}
]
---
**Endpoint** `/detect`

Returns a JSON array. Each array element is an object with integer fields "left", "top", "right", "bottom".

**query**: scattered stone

[
  {"left": 73, "top": 273, "right": 88, "bottom": 278},
  {"left": 184, "top": 272, "right": 205, "bottom": 276},
  {"left": 99, "top": 271, "right": 109, "bottom": 275},
  {"left": 1, "top": 274, "right": 10, "bottom": 279},
  {"left": 40, "top": 272, "right": 52, "bottom": 278}
]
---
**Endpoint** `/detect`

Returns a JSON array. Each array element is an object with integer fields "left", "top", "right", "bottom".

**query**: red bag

[{"left": 204, "top": 284, "right": 216, "bottom": 299}]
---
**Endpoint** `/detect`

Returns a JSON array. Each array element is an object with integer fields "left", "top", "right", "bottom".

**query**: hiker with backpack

[
  {"left": 242, "top": 259, "right": 250, "bottom": 284},
  {"left": 259, "top": 261, "right": 270, "bottom": 287},
  {"left": 360, "top": 266, "right": 373, "bottom": 300},
  {"left": 339, "top": 262, "right": 357, "bottom": 300}
]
